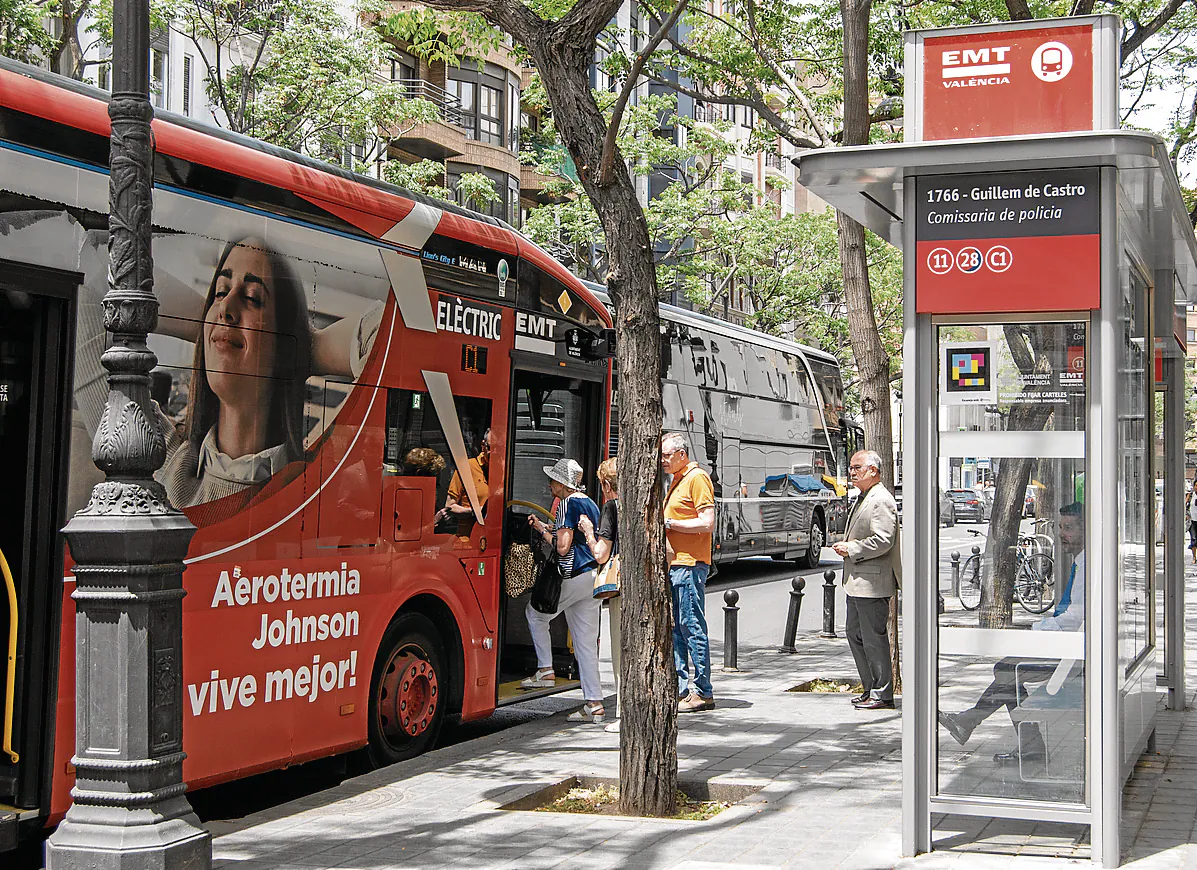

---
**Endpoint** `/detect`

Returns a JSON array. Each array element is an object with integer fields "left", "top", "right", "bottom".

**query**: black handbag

[{"left": 530, "top": 531, "right": 564, "bottom": 614}]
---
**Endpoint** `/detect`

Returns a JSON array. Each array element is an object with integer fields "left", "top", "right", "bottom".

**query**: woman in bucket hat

[{"left": 522, "top": 458, "right": 606, "bottom": 723}]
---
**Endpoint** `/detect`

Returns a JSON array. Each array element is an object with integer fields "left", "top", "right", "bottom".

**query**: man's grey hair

[
  {"left": 661, "top": 432, "right": 689, "bottom": 456},
  {"left": 854, "top": 450, "right": 883, "bottom": 474}
]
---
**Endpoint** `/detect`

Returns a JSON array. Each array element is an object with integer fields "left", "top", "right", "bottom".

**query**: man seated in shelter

[{"left": 938, "top": 502, "right": 1084, "bottom": 767}]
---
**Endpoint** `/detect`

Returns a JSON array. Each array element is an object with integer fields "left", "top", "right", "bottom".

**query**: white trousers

[
  {"left": 609, "top": 596, "right": 622, "bottom": 717},
  {"left": 526, "top": 568, "right": 603, "bottom": 703}
]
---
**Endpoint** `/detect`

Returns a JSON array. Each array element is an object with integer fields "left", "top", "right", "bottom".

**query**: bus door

[
  {"left": 0, "top": 263, "right": 76, "bottom": 823},
  {"left": 496, "top": 363, "right": 605, "bottom": 704}
]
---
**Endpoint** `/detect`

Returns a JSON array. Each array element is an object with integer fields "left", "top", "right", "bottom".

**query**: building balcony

[
  {"left": 693, "top": 102, "right": 724, "bottom": 125},
  {"left": 519, "top": 142, "right": 578, "bottom": 203},
  {"left": 764, "top": 151, "right": 789, "bottom": 176},
  {"left": 385, "top": 77, "right": 468, "bottom": 160}
]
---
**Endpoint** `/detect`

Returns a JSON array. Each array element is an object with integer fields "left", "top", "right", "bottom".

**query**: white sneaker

[
  {"left": 604, "top": 719, "right": 620, "bottom": 733},
  {"left": 520, "top": 668, "right": 556, "bottom": 689},
  {"left": 567, "top": 702, "right": 605, "bottom": 724}
]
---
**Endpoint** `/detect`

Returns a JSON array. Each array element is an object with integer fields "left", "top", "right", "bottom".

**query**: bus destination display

[{"left": 461, "top": 343, "right": 488, "bottom": 374}]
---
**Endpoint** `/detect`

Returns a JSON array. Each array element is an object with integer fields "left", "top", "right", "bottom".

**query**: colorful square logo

[{"left": 946, "top": 346, "right": 991, "bottom": 393}]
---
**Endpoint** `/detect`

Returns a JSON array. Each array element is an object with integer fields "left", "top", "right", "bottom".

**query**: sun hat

[{"left": 543, "top": 458, "right": 585, "bottom": 492}]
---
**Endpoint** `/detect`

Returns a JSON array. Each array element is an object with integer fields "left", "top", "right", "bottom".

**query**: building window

[
  {"left": 479, "top": 84, "right": 502, "bottom": 145},
  {"left": 150, "top": 47, "right": 168, "bottom": 109},
  {"left": 182, "top": 55, "right": 193, "bottom": 116},
  {"left": 508, "top": 178, "right": 520, "bottom": 227},
  {"left": 507, "top": 83, "right": 519, "bottom": 153},
  {"left": 447, "top": 79, "right": 477, "bottom": 138},
  {"left": 1187, "top": 328, "right": 1196, "bottom": 344},
  {"left": 391, "top": 58, "right": 416, "bottom": 81}
]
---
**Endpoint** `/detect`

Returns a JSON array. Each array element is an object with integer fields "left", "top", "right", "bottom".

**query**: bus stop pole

[
  {"left": 1164, "top": 354, "right": 1185, "bottom": 711},
  {"left": 901, "top": 180, "right": 934, "bottom": 859},
  {"left": 45, "top": 1, "right": 211, "bottom": 867}
]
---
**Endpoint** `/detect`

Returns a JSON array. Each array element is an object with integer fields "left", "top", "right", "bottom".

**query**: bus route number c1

[{"left": 461, "top": 343, "right": 488, "bottom": 374}]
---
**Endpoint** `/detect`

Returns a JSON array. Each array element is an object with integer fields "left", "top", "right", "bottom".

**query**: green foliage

[
  {"left": 382, "top": 158, "right": 497, "bottom": 211},
  {"left": 173, "top": 0, "right": 437, "bottom": 168},
  {"left": 374, "top": 5, "right": 500, "bottom": 68},
  {"left": 0, "top": 0, "right": 60, "bottom": 66}
]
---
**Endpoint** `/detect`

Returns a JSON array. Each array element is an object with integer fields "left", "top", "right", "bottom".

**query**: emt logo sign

[{"left": 906, "top": 16, "right": 1118, "bottom": 141}]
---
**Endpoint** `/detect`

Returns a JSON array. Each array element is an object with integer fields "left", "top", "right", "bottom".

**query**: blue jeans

[{"left": 671, "top": 563, "right": 712, "bottom": 699}]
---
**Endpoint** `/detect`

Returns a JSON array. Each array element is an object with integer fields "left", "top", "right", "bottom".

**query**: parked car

[
  {"left": 892, "top": 485, "right": 955, "bottom": 527},
  {"left": 948, "top": 488, "right": 989, "bottom": 523},
  {"left": 939, "top": 488, "right": 956, "bottom": 527}
]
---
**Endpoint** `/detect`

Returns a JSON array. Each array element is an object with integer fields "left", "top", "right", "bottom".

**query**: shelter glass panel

[
  {"left": 1119, "top": 264, "right": 1153, "bottom": 670},
  {"left": 934, "top": 322, "right": 1088, "bottom": 807}
]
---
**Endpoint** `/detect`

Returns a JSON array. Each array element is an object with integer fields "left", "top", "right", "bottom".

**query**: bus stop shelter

[{"left": 795, "top": 28, "right": 1197, "bottom": 863}]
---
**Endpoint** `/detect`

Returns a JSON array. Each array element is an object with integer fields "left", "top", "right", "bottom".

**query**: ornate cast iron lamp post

[{"left": 45, "top": 1, "right": 211, "bottom": 867}]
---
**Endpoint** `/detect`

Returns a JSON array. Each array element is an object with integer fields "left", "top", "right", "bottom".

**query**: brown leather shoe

[
  {"left": 855, "top": 698, "right": 895, "bottom": 711},
  {"left": 678, "top": 692, "right": 715, "bottom": 713}
]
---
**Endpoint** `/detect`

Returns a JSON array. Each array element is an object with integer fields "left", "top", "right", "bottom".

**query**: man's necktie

[{"left": 1053, "top": 560, "right": 1077, "bottom": 617}]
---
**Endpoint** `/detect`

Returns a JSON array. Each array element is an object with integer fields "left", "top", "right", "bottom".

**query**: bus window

[{"left": 384, "top": 389, "right": 493, "bottom": 537}]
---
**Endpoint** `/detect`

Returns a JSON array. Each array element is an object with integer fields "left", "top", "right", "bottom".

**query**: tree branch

[
  {"left": 556, "top": 0, "right": 626, "bottom": 46},
  {"left": 1004, "top": 0, "right": 1032, "bottom": 19},
  {"left": 598, "top": 0, "right": 689, "bottom": 187},
  {"left": 1122, "top": 0, "right": 1187, "bottom": 57},
  {"left": 641, "top": 69, "right": 821, "bottom": 150},
  {"left": 418, "top": 0, "right": 545, "bottom": 49},
  {"left": 744, "top": 1, "right": 833, "bottom": 147}
]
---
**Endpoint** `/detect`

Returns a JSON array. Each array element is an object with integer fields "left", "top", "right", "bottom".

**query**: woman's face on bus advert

[{"left": 204, "top": 241, "right": 279, "bottom": 401}]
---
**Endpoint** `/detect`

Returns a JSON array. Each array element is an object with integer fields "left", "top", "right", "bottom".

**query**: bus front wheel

[{"left": 366, "top": 613, "right": 447, "bottom": 767}]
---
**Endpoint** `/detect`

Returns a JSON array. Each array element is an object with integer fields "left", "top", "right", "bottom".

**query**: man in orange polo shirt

[
  {"left": 662, "top": 433, "right": 716, "bottom": 713},
  {"left": 438, "top": 428, "right": 491, "bottom": 535}
]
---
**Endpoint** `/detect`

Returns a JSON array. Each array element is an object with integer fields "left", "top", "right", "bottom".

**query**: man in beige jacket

[{"left": 832, "top": 450, "right": 901, "bottom": 711}]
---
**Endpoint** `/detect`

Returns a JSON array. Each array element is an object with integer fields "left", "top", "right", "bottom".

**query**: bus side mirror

[{"left": 587, "top": 328, "right": 616, "bottom": 359}]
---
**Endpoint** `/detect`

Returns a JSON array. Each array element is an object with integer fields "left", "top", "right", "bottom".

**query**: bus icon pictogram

[{"left": 1032, "top": 41, "right": 1073, "bottom": 82}]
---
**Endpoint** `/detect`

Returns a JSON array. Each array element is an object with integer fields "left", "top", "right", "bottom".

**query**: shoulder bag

[
  {"left": 592, "top": 554, "right": 620, "bottom": 600},
  {"left": 529, "top": 525, "right": 563, "bottom": 614}
]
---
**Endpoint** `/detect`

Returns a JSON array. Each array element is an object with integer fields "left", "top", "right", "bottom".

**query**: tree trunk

[
  {"left": 527, "top": 38, "right": 676, "bottom": 818},
  {"left": 839, "top": 0, "right": 900, "bottom": 691}
]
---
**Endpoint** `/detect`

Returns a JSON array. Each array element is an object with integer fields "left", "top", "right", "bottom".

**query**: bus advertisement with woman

[{"left": 0, "top": 56, "right": 614, "bottom": 844}]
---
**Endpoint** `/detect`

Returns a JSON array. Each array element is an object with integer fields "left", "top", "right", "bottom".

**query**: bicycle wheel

[
  {"left": 958, "top": 554, "right": 982, "bottom": 611},
  {"left": 1015, "top": 553, "right": 1055, "bottom": 614}
]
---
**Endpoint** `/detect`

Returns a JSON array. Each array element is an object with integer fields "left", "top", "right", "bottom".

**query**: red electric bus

[{"left": 0, "top": 57, "right": 613, "bottom": 846}]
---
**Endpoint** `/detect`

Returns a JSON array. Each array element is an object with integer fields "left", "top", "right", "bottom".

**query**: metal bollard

[
  {"left": 723, "top": 589, "right": 740, "bottom": 671},
  {"left": 951, "top": 551, "right": 961, "bottom": 597},
  {"left": 778, "top": 577, "right": 806, "bottom": 654},
  {"left": 820, "top": 569, "right": 837, "bottom": 638}
]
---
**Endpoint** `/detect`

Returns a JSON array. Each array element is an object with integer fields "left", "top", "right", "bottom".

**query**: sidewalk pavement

[{"left": 210, "top": 569, "right": 1197, "bottom": 870}]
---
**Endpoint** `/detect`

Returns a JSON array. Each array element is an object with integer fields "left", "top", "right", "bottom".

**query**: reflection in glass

[{"left": 938, "top": 323, "right": 1085, "bottom": 628}]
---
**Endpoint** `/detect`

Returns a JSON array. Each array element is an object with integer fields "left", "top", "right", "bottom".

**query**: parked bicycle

[{"left": 958, "top": 529, "right": 1055, "bottom": 613}]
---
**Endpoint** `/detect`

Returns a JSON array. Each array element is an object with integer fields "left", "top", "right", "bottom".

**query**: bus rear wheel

[
  {"left": 798, "top": 517, "right": 825, "bottom": 570},
  {"left": 366, "top": 613, "right": 446, "bottom": 768}
]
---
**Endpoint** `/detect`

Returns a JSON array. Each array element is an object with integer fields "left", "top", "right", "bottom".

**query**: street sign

[
  {"left": 914, "top": 167, "right": 1100, "bottom": 313},
  {"left": 905, "top": 15, "right": 1119, "bottom": 142}
]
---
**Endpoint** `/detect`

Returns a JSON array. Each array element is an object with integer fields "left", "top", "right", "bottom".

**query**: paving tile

[{"left": 192, "top": 565, "right": 1197, "bottom": 870}]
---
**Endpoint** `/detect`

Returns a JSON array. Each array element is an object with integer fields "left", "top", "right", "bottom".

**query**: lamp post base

[{"left": 47, "top": 811, "right": 210, "bottom": 870}]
